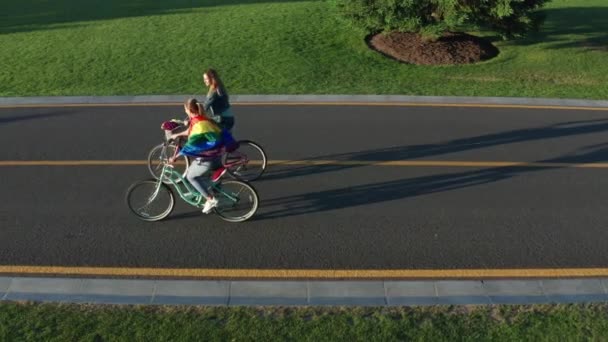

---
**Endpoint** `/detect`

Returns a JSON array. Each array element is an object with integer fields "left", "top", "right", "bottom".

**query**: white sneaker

[{"left": 202, "top": 197, "right": 219, "bottom": 214}]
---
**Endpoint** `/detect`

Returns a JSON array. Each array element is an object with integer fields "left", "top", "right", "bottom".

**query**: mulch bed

[{"left": 367, "top": 31, "right": 499, "bottom": 65}]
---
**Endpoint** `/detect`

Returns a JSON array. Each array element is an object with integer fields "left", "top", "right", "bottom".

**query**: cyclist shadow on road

[
  {"left": 254, "top": 142, "right": 608, "bottom": 220},
  {"left": 261, "top": 118, "right": 608, "bottom": 182}
]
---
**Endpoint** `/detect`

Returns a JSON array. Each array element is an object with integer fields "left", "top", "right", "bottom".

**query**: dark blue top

[{"left": 203, "top": 88, "right": 230, "bottom": 116}]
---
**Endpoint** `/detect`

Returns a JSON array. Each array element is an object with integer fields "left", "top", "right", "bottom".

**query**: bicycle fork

[{"left": 145, "top": 169, "right": 167, "bottom": 205}]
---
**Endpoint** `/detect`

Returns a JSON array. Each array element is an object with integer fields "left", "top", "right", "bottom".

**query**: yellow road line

[
  {"left": 1, "top": 159, "right": 608, "bottom": 168},
  {"left": 1, "top": 101, "right": 607, "bottom": 111},
  {"left": 2, "top": 265, "right": 608, "bottom": 278}
]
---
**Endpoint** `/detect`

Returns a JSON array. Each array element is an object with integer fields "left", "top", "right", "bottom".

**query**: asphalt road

[{"left": 1, "top": 103, "right": 608, "bottom": 271}]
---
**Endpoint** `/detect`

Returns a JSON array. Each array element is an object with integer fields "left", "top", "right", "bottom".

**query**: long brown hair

[
  {"left": 185, "top": 98, "right": 203, "bottom": 116},
  {"left": 204, "top": 68, "right": 226, "bottom": 96}
]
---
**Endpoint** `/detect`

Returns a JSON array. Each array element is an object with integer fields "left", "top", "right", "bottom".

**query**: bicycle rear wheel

[
  {"left": 213, "top": 180, "right": 259, "bottom": 222},
  {"left": 222, "top": 140, "right": 267, "bottom": 181},
  {"left": 126, "top": 179, "right": 175, "bottom": 221},
  {"left": 147, "top": 143, "right": 189, "bottom": 183}
]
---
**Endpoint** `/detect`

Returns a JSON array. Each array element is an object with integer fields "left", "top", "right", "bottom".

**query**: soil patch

[{"left": 367, "top": 32, "right": 499, "bottom": 65}]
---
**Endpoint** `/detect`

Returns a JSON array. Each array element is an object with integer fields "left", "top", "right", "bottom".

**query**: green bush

[{"left": 331, "top": 0, "right": 551, "bottom": 39}]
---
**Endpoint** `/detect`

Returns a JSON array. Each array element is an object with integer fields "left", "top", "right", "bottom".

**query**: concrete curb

[
  {"left": 1, "top": 95, "right": 608, "bottom": 108},
  {"left": 2, "top": 276, "right": 608, "bottom": 306}
]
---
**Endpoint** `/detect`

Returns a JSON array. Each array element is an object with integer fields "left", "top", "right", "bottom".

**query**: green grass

[
  {"left": 0, "top": 0, "right": 607, "bottom": 98},
  {"left": 2, "top": 302, "right": 608, "bottom": 341}
]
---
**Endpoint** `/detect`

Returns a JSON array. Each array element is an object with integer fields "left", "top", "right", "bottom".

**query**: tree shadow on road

[{"left": 262, "top": 118, "right": 608, "bottom": 181}]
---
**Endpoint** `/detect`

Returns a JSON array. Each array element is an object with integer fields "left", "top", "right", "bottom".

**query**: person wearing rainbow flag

[{"left": 169, "top": 98, "right": 226, "bottom": 214}]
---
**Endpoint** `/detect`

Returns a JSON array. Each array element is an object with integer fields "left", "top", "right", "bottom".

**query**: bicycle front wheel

[
  {"left": 126, "top": 179, "right": 175, "bottom": 221},
  {"left": 213, "top": 180, "right": 259, "bottom": 223},
  {"left": 147, "top": 143, "right": 189, "bottom": 183},
  {"left": 222, "top": 140, "right": 267, "bottom": 182}
]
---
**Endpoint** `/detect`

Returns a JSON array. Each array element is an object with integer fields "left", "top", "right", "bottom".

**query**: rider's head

[
  {"left": 203, "top": 68, "right": 225, "bottom": 95},
  {"left": 184, "top": 98, "right": 204, "bottom": 118}
]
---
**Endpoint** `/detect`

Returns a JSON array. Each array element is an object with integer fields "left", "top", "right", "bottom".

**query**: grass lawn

[
  {"left": 2, "top": 302, "right": 608, "bottom": 341},
  {"left": 0, "top": 0, "right": 606, "bottom": 98}
]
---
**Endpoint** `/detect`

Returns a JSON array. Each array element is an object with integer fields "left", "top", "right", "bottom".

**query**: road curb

[
  {"left": 2, "top": 276, "right": 608, "bottom": 306},
  {"left": 1, "top": 95, "right": 608, "bottom": 108}
]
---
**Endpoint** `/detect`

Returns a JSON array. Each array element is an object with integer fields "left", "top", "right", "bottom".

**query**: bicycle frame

[
  {"left": 164, "top": 136, "right": 186, "bottom": 160},
  {"left": 156, "top": 128, "right": 257, "bottom": 179},
  {"left": 158, "top": 163, "right": 202, "bottom": 206},
  {"left": 157, "top": 162, "right": 240, "bottom": 208},
  {"left": 223, "top": 148, "right": 249, "bottom": 168},
  {"left": 161, "top": 126, "right": 250, "bottom": 169}
]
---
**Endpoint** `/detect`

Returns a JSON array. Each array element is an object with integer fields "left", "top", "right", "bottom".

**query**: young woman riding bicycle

[
  {"left": 202, "top": 68, "right": 235, "bottom": 132},
  {"left": 169, "top": 98, "right": 229, "bottom": 214}
]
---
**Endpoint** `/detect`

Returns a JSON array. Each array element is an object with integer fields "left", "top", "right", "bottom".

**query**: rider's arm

[{"left": 170, "top": 130, "right": 189, "bottom": 140}]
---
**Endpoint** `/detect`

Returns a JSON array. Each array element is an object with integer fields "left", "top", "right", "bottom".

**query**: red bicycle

[{"left": 147, "top": 121, "right": 267, "bottom": 183}]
